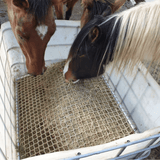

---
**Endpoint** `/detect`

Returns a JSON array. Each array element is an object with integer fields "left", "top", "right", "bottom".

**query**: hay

[{"left": 16, "top": 61, "right": 134, "bottom": 159}]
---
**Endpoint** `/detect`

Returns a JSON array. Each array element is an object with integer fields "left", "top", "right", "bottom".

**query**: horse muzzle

[
  {"left": 64, "top": 70, "right": 79, "bottom": 83},
  {"left": 28, "top": 66, "right": 47, "bottom": 76},
  {"left": 63, "top": 59, "right": 79, "bottom": 83},
  {"left": 63, "top": 68, "right": 79, "bottom": 84}
]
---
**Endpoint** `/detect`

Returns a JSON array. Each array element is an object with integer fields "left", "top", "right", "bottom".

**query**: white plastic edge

[{"left": 23, "top": 127, "right": 160, "bottom": 160}]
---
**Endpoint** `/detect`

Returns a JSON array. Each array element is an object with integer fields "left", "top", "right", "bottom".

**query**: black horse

[{"left": 63, "top": 14, "right": 120, "bottom": 82}]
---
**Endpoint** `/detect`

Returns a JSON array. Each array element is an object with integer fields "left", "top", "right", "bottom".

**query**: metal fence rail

[
  {"left": 0, "top": 28, "right": 17, "bottom": 160},
  {"left": 64, "top": 134, "right": 160, "bottom": 160}
]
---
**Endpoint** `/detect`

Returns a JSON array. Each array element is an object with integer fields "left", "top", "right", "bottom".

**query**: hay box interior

[{"left": 0, "top": 20, "right": 160, "bottom": 160}]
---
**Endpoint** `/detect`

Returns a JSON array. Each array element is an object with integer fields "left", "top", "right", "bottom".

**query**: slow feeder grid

[{"left": 16, "top": 61, "right": 134, "bottom": 159}]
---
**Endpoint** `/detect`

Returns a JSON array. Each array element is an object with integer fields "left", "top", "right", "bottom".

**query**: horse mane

[
  {"left": 28, "top": 0, "right": 52, "bottom": 24},
  {"left": 100, "top": 0, "right": 160, "bottom": 75}
]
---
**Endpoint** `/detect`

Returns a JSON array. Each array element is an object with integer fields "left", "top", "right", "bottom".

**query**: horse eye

[
  {"left": 19, "top": 35, "right": 23, "bottom": 40},
  {"left": 87, "top": 5, "right": 92, "bottom": 10},
  {"left": 79, "top": 55, "right": 86, "bottom": 58}
]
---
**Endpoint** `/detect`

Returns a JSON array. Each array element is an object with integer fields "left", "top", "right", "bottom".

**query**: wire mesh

[
  {"left": 143, "top": 61, "right": 160, "bottom": 85},
  {"left": 16, "top": 61, "right": 134, "bottom": 159},
  {"left": 0, "top": 36, "right": 17, "bottom": 160}
]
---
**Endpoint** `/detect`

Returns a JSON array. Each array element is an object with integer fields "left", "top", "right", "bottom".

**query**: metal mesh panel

[
  {"left": 144, "top": 62, "right": 160, "bottom": 85},
  {"left": 16, "top": 61, "right": 134, "bottom": 159},
  {"left": 0, "top": 30, "right": 17, "bottom": 160}
]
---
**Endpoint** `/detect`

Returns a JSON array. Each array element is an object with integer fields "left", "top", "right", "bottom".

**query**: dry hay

[{"left": 16, "top": 61, "right": 134, "bottom": 159}]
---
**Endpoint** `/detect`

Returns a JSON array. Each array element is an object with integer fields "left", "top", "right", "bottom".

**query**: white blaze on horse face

[
  {"left": 63, "top": 59, "right": 80, "bottom": 83},
  {"left": 35, "top": 25, "right": 48, "bottom": 40},
  {"left": 63, "top": 59, "right": 71, "bottom": 77}
]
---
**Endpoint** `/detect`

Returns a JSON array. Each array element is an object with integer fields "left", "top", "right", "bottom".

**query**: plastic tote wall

[{"left": 0, "top": 20, "right": 160, "bottom": 160}]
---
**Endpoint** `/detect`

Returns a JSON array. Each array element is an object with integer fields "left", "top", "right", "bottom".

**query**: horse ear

[
  {"left": 111, "top": 0, "right": 126, "bottom": 13},
  {"left": 89, "top": 26, "right": 101, "bottom": 43},
  {"left": 102, "top": 6, "right": 112, "bottom": 17},
  {"left": 13, "top": 0, "right": 29, "bottom": 9}
]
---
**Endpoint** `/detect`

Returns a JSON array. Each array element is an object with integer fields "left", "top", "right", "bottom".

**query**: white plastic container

[{"left": 0, "top": 20, "right": 160, "bottom": 160}]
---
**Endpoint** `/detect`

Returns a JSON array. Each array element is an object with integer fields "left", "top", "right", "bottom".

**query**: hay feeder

[{"left": 0, "top": 20, "right": 160, "bottom": 160}]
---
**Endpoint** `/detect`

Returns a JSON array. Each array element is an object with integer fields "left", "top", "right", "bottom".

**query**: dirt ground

[
  {"left": 0, "top": 0, "right": 83, "bottom": 27},
  {"left": 0, "top": 0, "right": 8, "bottom": 26},
  {"left": 0, "top": 0, "right": 160, "bottom": 159}
]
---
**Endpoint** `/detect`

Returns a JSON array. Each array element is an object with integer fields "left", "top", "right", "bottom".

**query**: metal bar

[
  {"left": 0, "top": 148, "right": 7, "bottom": 160},
  {"left": 0, "top": 114, "right": 16, "bottom": 149},
  {"left": 116, "top": 147, "right": 127, "bottom": 157},
  {"left": 119, "top": 68, "right": 149, "bottom": 114},
  {"left": 103, "top": 75, "right": 138, "bottom": 133},
  {"left": 134, "top": 137, "right": 159, "bottom": 159},
  {"left": 66, "top": 141, "right": 159, "bottom": 160},
  {"left": 15, "top": 80, "right": 21, "bottom": 160},
  {"left": 136, "top": 150, "right": 151, "bottom": 160},
  {"left": 111, "top": 142, "right": 160, "bottom": 160},
  {"left": 115, "top": 140, "right": 130, "bottom": 157},
  {"left": 62, "top": 134, "right": 160, "bottom": 160}
]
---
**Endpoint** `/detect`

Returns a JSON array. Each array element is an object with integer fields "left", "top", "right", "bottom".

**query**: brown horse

[
  {"left": 5, "top": 0, "right": 80, "bottom": 76},
  {"left": 55, "top": 0, "right": 127, "bottom": 27},
  {"left": 5, "top": 0, "right": 64, "bottom": 75},
  {"left": 56, "top": 0, "right": 145, "bottom": 22},
  {"left": 80, "top": 0, "right": 126, "bottom": 28},
  {"left": 55, "top": 0, "right": 79, "bottom": 20}
]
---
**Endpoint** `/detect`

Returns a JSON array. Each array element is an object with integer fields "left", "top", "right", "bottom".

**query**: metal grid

[
  {"left": 143, "top": 62, "right": 160, "bottom": 85},
  {"left": 0, "top": 29, "right": 17, "bottom": 160},
  {"left": 16, "top": 61, "right": 134, "bottom": 159}
]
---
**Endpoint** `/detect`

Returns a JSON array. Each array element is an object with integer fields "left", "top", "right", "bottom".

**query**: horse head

[
  {"left": 7, "top": 0, "right": 57, "bottom": 75},
  {"left": 63, "top": 15, "right": 120, "bottom": 82},
  {"left": 80, "top": 0, "right": 126, "bottom": 28}
]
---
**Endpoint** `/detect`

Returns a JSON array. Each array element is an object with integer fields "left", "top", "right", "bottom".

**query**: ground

[
  {"left": 0, "top": 0, "right": 83, "bottom": 27},
  {"left": 0, "top": 0, "right": 160, "bottom": 159},
  {"left": 0, "top": 0, "right": 8, "bottom": 26}
]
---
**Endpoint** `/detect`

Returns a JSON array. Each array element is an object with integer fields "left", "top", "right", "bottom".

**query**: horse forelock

[{"left": 28, "top": 0, "right": 52, "bottom": 24}]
